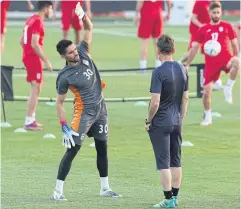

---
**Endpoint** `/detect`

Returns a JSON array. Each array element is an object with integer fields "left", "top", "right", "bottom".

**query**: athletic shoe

[
  {"left": 36, "top": 121, "right": 43, "bottom": 127},
  {"left": 200, "top": 118, "right": 212, "bottom": 126},
  {"left": 153, "top": 199, "right": 175, "bottom": 208},
  {"left": 172, "top": 196, "right": 179, "bottom": 206},
  {"left": 24, "top": 121, "right": 42, "bottom": 131},
  {"left": 100, "top": 189, "right": 121, "bottom": 198},
  {"left": 51, "top": 189, "right": 67, "bottom": 201},
  {"left": 224, "top": 86, "right": 233, "bottom": 104},
  {"left": 200, "top": 112, "right": 212, "bottom": 126}
]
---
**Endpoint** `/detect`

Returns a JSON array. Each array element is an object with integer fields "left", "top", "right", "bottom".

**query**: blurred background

[{"left": 6, "top": 0, "right": 240, "bottom": 23}]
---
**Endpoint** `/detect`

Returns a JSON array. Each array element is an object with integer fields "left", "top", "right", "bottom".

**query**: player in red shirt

[
  {"left": 186, "top": 2, "right": 240, "bottom": 126},
  {"left": 53, "top": 0, "right": 92, "bottom": 44},
  {"left": 179, "top": 0, "right": 211, "bottom": 65},
  {"left": 20, "top": 1, "right": 53, "bottom": 130},
  {"left": 179, "top": 0, "right": 223, "bottom": 90},
  {"left": 1, "top": 0, "right": 34, "bottom": 53},
  {"left": 134, "top": 0, "right": 171, "bottom": 71}
]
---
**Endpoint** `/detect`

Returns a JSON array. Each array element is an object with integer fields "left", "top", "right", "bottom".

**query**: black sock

[
  {"left": 172, "top": 187, "right": 179, "bottom": 197},
  {"left": 94, "top": 139, "right": 108, "bottom": 177},
  {"left": 164, "top": 191, "right": 172, "bottom": 200},
  {"left": 57, "top": 145, "right": 81, "bottom": 181}
]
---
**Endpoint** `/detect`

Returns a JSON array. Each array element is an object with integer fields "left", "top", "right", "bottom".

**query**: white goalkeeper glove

[
  {"left": 75, "top": 2, "right": 85, "bottom": 19},
  {"left": 61, "top": 122, "right": 79, "bottom": 148}
]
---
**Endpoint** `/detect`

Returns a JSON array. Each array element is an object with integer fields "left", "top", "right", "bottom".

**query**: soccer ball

[{"left": 204, "top": 40, "right": 221, "bottom": 57}]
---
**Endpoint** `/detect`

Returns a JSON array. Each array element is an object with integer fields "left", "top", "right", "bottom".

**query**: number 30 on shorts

[{"left": 99, "top": 124, "right": 108, "bottom": 134}]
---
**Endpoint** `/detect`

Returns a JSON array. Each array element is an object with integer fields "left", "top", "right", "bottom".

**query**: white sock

[
  {"left": 227, "top": 79, "right": 235, "bottom": 89},
  {"left": 155, "top": 59, "right": 162, "bottom": 67},
  {"left": 204, "top": 110, "right": 211, "bottom": 119},
  {"left": 25, "top": 116, "right": 35, "bottom": 125},
  {"left": 140, "top": 60, "right": 147, "bottom": 69},
  {"left": 32, "top": 112, "right": 36, "bottom": 118},
  {"left": 55, "top": 179, "right": 64, "bottom": 194},
  {"left": 215, "top": 78, "right": 222, "bottom": 85},
  {"left": 100, "top": 177, "right": 110, "bottom": 191}
]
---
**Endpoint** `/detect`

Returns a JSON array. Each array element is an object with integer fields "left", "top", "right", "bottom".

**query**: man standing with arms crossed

[
  {"left": 52, "top": 2, "right": 121, "bottom": 200},
  {"left": 145, "top": 34, "right": 188, "bottom": 208},
  {"left": 135, "top": 0, "right": 172, "bottom": 71},
  {"left": 21, "top": 1, "right": 53, "bottom": 130},
  {"left": 185, "top": 2, "right": 240, "bottom": 126}
]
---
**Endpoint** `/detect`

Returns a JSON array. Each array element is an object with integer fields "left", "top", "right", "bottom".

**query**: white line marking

[{"left": 94, "top": 29, "right": 189, "bottom": 42}]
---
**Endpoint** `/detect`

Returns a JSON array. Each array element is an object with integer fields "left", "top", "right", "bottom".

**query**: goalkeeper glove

[
  {"left": 61, "top": 121, "right": 79, "bottom": 148},
  {"left": 75, "top": 2, "right": 85, "bottom": 20}
]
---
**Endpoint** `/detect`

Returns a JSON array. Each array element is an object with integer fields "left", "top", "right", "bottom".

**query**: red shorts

[
  {"left": 203, "top": 52, "right": 232, "bottom": 86},
  {"left": 138, "top": 14, "right": 163, "bottom": 39},
  {"left": 1, "top": 1, "right": 10, "bottom": 35},
  {"left": 61, "top": 10, "right": 82, "bottom": 31},
  {"left": 23, "top": 56, "right": 43, "bottom": 83}
]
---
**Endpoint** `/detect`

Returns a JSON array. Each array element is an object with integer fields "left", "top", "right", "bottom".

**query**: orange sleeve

[{"left": 101, "top": 80, "right": 106, "bottom": 89}]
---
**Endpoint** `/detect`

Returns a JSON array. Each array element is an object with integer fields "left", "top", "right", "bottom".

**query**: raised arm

[
  {"left": 82, "top": 15, "right": 93, "bottom": 45},
  {"left": 75, "top": 2, "right": 93, "bottom": 45}
]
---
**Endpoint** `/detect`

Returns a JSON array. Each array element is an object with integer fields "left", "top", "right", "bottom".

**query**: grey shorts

[
  {"left": 148, "top": 125, "right": 182, "bottom": 170},
  {"left": 71, "top": 100, "right": 108, "bottom": 145}
]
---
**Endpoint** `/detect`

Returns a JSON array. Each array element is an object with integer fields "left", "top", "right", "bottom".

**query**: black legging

[
  {"left": 95, "top": 139, "right": 108, "bottom": 177},
  {"left": 57, "top": 139, "right": 108, "bottom": 181}
]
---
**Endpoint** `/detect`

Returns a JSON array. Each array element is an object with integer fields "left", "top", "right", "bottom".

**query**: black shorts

[
  {"left": 71, "top": 100, "right": 108, "bottom": 145},
  {"left": 148, "top": 125, "right": 182, "bottom": 170}
]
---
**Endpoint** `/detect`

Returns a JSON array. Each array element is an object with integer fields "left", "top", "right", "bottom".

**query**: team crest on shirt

[
  {"left": 36, "top": 73, "right": 41, "bottom": 80},
  {"left": 82, "top": 60, "right": 89, "bottom": 66},
  {"left": 219, "top": 27, "right": 223, "bottom": 32},
  {"left": 207, "top": 29, "right": 211, "bottom": 33}
]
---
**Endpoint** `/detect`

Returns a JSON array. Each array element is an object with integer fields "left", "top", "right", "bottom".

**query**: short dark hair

[
  {"left": 209, "top": 2, "right": 222, "bottom": 11},
  {"left": 56, "top": 40, "right": 73, "bottom": 55},
  {"left": 37, "top": 1, "right": 53, "bottom": 11},
  {"left": 157, "top": 35, "right": 175, "bottom": 55}
]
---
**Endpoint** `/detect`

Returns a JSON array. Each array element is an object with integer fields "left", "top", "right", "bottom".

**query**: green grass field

[{"left": 1, "top": 24, "right": 240, "bottom": 209}]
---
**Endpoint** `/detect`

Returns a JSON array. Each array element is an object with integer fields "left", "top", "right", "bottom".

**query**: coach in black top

[{"left": 145, "top": 35, "right": 188, "bottom": 208}]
